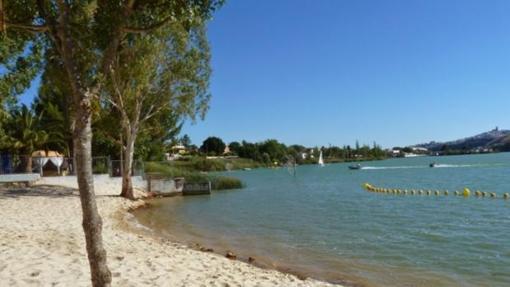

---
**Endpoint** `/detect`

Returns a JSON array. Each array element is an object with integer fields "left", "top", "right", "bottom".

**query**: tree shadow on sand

[
  {"left": 0, "top": 185, "right": 79, "bottom": 199},
  {"left": 0, "top": 184, "right": 125, "bottom": 200}
]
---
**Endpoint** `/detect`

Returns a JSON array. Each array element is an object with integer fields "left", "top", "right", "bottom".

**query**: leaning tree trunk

[
  {"left": 73, "top": 98, "right": 112, "bottom": 287},
  {"left": 120, "top": 126, "right": 137, "bottom": 200}
]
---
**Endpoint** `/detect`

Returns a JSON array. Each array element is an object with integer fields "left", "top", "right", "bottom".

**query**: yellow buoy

[
  {"left": 444, "top": 191, "right": 449, "bottom": 196},
  {"left": 463, "top": 188, "right": 471, "bottom": 197},
  {"left": 434, "top": 191, "right": 440, "bottom": 196}
]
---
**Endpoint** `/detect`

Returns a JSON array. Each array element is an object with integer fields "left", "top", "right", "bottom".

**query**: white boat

[{"left": 318, "top": 151, "right": 325, "bottom": 167}]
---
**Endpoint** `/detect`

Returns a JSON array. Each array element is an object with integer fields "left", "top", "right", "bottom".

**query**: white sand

[{"left": 0, "top": 175, "right": 341, "bottom": 286}]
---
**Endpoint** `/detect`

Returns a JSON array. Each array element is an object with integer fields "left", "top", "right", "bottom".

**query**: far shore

[{"left": 0, "top": 175, "right": 341, "bottom": 287}]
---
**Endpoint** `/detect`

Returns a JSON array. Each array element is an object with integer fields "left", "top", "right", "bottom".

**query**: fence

[
  {"left": 108, "top": 160, "right": 144, "bottom": 177},
  {"left": 0, "top": 154, "right": 141, "bottom": 177}
]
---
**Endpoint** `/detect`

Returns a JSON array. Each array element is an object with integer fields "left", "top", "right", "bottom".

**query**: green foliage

[
  {"left": 145, "top": 161, "right": 207, "bottom": 181},
  {"left": 133, "top": 111, "right": 183, "bottom": 161},
  {"left": 160, "top": 156, "right": 261, "bottom": 172},
  {"left": 92, "top": 161, "right": 109, "bottom": 175},
  {"left": 228, "top": 141, "right": 241, "bottom": 154},
  {"left": 200, "top": 136, "right": 226, "bottom": 155},
  {"left": 189, "top": 157, "right": 226, "bottom": 171},
  {"left": 0, "top": 39, "right": 43, "bottom": 107},
  {"left": 259, "top": 139, "right": 287, "bottom": 164},
  {"left": 232, "top": 139, "right": 387, "bottom": 164},
  {"left": 1, "top": 105, "right": 48, "bottom": 155},
  {"left": 209, "top": 176, "right": 243, "bottom": 190},
  {"left": 32, "top": 54, "right": 73, "bottom": 156},
  {"left": 180, "top": 134, "right": 192, "bottom": 148},
  {"left": 1, "top": 0, "right": 224, "bottom": 162},
  {"left": 144, "top": 160, "right": 242, "bottom": 190}
]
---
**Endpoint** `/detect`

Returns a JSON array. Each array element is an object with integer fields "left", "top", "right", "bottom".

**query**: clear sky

[{"left": 20, "top": 0, "right": 510, "bottom": 148}]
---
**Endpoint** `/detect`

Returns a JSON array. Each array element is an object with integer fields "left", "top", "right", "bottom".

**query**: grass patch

[
  {"left": 144, "top": 161, "right": 244, "bottom": 190},
  {"left": 210, "top": 176, "right": 244, "bottom": 190}
]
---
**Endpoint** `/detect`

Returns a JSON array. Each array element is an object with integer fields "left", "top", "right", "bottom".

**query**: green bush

[
  {"left": 210, "top": 176, "right": 244, "bottom": 190},
  {"left": 144, "top": 161, "right": 244, "bottom": 190},
  {"left": 191, "top": 157, "right": 226, "bottom": 171},
  {"left": 93, "top": 161, "right": 109, "bottom": 174}
]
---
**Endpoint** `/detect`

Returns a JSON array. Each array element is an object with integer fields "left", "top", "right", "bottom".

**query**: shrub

[
  {"left": 210, "top": 176, "right": 243, "bottom": 190},
  {"left": 144, "top": 161, "right": 244, "bottom": 189}
]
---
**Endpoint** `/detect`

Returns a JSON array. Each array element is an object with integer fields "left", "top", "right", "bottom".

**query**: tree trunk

[
  {"left": 73, "top": 101, "right": 112, "bottom": 287},
  {"left": 22, "top": 156, "right": 33, "bottom": 173},
  {"left": 37, "top": 2, "right": 112, "bottom": 285},
  {"left": 120, "top": 127, "right": 136, "bottom": 200}
]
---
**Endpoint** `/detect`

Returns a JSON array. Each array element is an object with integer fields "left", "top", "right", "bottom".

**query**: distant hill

[{"left": 415, "top": 128, "right": 510, "bottom": 152}]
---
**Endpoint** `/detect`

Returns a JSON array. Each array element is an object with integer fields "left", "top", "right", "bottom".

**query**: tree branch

[
  {"left": 1, "top": 0, "right": 5, "bottom": 33},
  {"left": 4, "top": 22, "right": 48, "bottom": 32},
  {"left": 100, "top": 0, "right": 137, "bottom": 75},
  {"left": 122, "top": 16, "right": 173, "bottom": 34},
  {"left": 140, "top": 101, "right": 170, "bottom": 124},
  {"left": 108, "top": 67, "right": 132, "bottom": 127}
]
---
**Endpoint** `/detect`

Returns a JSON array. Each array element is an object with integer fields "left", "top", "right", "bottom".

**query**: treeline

[
  {"left": 197, "top": 136, "right": 387, "bottom": 165},
  {"left": 0, "top": 95, "right": 181, "bottom": 162}
]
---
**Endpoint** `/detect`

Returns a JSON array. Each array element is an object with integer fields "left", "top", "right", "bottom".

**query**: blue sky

[{"left": 19, "top": 0, "right": 510, "bottom": 148}]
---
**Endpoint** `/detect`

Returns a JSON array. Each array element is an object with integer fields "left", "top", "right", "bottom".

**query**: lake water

[{"left": 133, "top": 153, "right": 510, "bottom": 287}]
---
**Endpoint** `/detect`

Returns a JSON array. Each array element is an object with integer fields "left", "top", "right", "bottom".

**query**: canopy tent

[{"left": 32, "top": 150, "right": 65, "bottom": 175}]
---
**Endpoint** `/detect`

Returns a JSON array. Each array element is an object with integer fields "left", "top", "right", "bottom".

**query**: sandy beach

[{"left": 0, "top": 175, "right": 340, "bottom": 287}]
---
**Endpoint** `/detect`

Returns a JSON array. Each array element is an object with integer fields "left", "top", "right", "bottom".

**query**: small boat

[
  {"left": 429, "top": 162, "right": 436, "bottom": 168},
  {"left": 348, "top": 164, "right": 362, "bottom": 170},
  {"left": 318, "top": 151, "right": 325, "bottom": 167}
]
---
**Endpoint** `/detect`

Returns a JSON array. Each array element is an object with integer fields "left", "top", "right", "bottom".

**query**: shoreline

[
  {"left": 0, "top": 175, "right": 342, "bottom": 287},
  {"left": 130, "top": 196, "right": 364, "bottom": 287}
]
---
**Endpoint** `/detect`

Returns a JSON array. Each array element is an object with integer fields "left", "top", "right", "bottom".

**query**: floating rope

[{"left": 363, "top": 183, "right": 509, "bottom": 200}]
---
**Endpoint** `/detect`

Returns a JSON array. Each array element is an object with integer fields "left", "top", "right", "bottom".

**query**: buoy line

[{"left": 363, "top": 183, "right": 509, "bottom": 199}]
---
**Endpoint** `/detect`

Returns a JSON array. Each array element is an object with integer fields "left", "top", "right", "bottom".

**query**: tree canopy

[
  {"left": 200, "top": 136, "right": 226, "bottom": 155},
  {"left": 1, "top": 1, "right": 224, "bottom": 285}
]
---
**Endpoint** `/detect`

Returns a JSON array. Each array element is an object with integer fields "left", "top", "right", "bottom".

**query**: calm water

[{"left": 134, "top": 153, "right": 510, "bottom": 287}]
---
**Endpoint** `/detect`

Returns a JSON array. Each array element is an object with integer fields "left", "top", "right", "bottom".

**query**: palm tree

[{"left": 3, "top": 105, "right": 49, "bottom": 172}]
